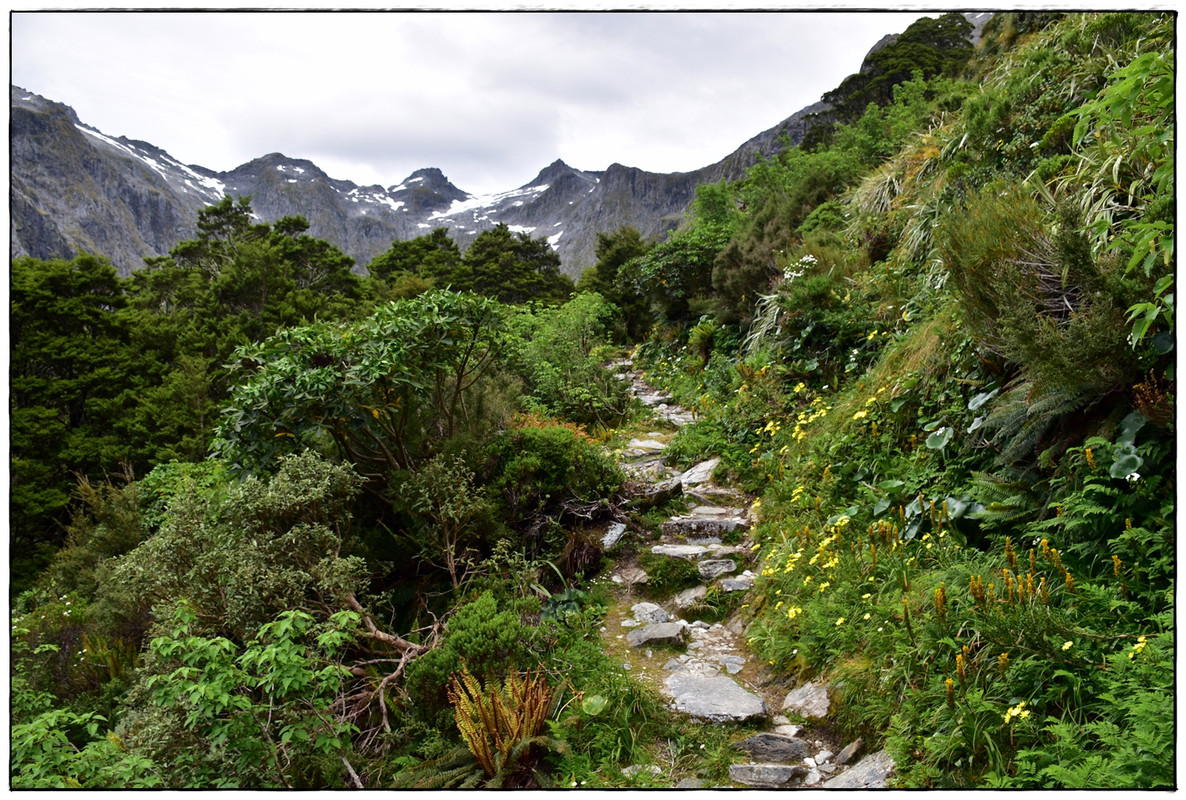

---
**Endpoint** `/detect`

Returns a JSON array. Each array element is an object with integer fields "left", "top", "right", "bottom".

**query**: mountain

[
  {"left": 9, "top": 86, "right": 826, "bottom": 279},
  {"left": 9, "top": 15, "right": 990, "bottom": 278}
]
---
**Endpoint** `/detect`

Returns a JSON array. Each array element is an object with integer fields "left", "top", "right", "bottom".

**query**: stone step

[
  {"left": 663, "top": 673, "right": 767, "bottom": 723},
  {"left": 728, "top": 763, "right": 807, "bottom": 788},
  {"left": 735, "top": 732, "right": 810, "bottom": 763},
  {"left": 821, "top": 749, "right": 895, "bottom": 789},
  {"left": 626, "top": 622, "right": 687, "bottom": 648},
  {"left": 660, "top": 514, "right": 748, "bottom": 539}
]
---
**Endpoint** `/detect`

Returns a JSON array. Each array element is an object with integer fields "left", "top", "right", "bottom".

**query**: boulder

[
  {"left": 735, "top": 732, "right": 810, "bottom": 763},
  {"left": 628, "top": 477, "right": 683, "bottom": 511},
  {"left": 674, "top": 777, "right": 705, "bottom": 789},
  {"left": 602, "top": 521, "right": 627, "bottom": 549},
  {"left": 697, "top": 559, "right": 736, "bottom": 580},
  {"left": 631, "top": 601, "right": 670, "bottom": 624},
  {"left": 835, "top": 738, "right": 864, "bottom": 766},
  {"left": 611, "top": 565, "right": 648, "bottom": 586},
  {"left": 728, "top": 763, "right": 806, "bottom": 788},
  {"left": 672, "top": 585, "right": 707, "bottom": 610},
  {"left": 626, "top": 622, "right": 686, "bottom": 648},
  {"left": 677, "top": 457, "right": 720, "bottom": 486},
  {"left": 718, "top": 571, "right": 756, "bottom": 592},
  {"left": 822, "top": 749, "right": 895, "bottom": 789},
  {"left": 664, "top": 673, "right": 767, "bottom": 723},
  {"left": 782, "top": 680, "right": 830, "bottom": 718}
]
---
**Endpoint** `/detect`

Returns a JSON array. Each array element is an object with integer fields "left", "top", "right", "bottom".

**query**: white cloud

[{"left": 11, "top": 10, "right": 933, "bottom": 195}]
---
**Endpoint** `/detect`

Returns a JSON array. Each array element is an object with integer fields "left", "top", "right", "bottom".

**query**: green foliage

[
  {"left": 452, "top": 223, "right": 574, "bottom": 305},
  {"left": 134, "top": 605, "right": 359, "bottom": 788},
  {"left": 111, "top": 451, "right": 366, "bottom": 640},
  {"left": 366, "top": 226, "right": 461, "bottom": 285},
  {"left": 483, "top": 422, "right": 623, "bottom": 550},
  {"left": 579, "top": 226, "right": 653, "bottom": 339},
  {"left": 939, "top": 187, "right": 1142, "bottom": 396},
  {"left": 818, "top": 13, "right": 974, "bottom": 130},
  {"left": 404, "top": 592, "right": 529, "bottom": 722},
  {"left": 508, "top": 292, "right": 631, "bottom": 425},
  {"left": 10, "top": 253, "right": 135, "bottom": 583},
  {"left": 214, "top": 289, "right": 508, "bottom": 480},
  {"left": 395, "top": 453, "right": 497, "bottom": 588}
]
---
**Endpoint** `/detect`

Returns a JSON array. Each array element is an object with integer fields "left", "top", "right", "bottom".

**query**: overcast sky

[{"left": 12, "top": 9, "right": 935, "bottom": 196}]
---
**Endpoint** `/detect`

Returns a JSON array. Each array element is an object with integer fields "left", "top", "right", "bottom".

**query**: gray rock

[
  {"left": 835, "top": 737, "right": 864, "bottom": 765},
  {"left": 819, "top": 763, "right": 837, "bottom": 775},
  {"left": 773, "top": 724, "right": 803, "bottom": 739},
  {"left": 822, "top": 749, "right": 895, "bottom": 788},
  {"left": 674, "top": 778, "right": 705, "bottom": 789},
  {"left": 661, "top": 515, "right": 748, "bottom": 539},
  {"left": 651, "top": 544, "right": 710, "bottom": 560},
  {"left": 631, "top": 601, "right": 670, "bottom": 624},
  {"left": 626, "top": 622, "right": 686, "bottom": 648},
  {"left": 728, "top": 763, "right": 806, "bottom": 788},
  {"left": 782, "top": 680, "right": 830, "bottom": 718},
  {"left": 816, "top": 748, "right": 834, "bottom": 764},
  {"left": 612, "top": 566, "right": 648, "bottom": 586},
  {"left": 626, "top": 438, "right": 666, "bottom": 452},
  {"left": 736, "top": 732, "right": 810, "bottom": 763},
  {"left": 628, "top": 477, "right": 683, "bottom": 512},
  {"left": 673, "top": 585, "right": 708, "bottom": 609},
  {"left": 718, "top": 572, "right": 755, "bottom": 592},
  {"left": 718, "top": 654, "right": 746, "bottom": 674},
  {"left": 678, "top": 457, "right": 720, "bottom": 486},
  {"left": 805, "top": 768, "right": 822, "bottom": 785},
  {"left": 601, "top": 521, "right": 627, "bottom": 549},
  {"left": 690, "top": 505, "right": 729, "bottom": 515},
  {"left": 698, "top": 558, "right": 736, "bottom": 579},
  {"left": 622, "top": 764, "right": 662, "bottom": 778},
  {"left": 664, "top": 673, "right": 767, "bottom": 723}
]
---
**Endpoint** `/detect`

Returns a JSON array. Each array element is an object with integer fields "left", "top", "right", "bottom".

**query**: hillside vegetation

[{"left": 11, "top": 12, "right": 1174, "bottom": 788}]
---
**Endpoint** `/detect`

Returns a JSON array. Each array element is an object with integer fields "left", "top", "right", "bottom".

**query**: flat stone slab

[
  {"left": 735, "top": 732, "right": 810, "bottom": 763},
  {"left": 627, "top": 438, "right": 667, "bottom": 452},
  {"left": 651, "top": 544, "right": 711, "bottom": 560},
  {"left": 698, "top": 559, "right": 737, "bottom": 580},
  {"left": 782, "top": 680, "right": 830, "bottom": 718},
  {"left": 678, "top": 457, "right": 720, "bottom": 486},
  {"left": 626, "top": 622, "right": 686, "bottom": 648},
  {"left": 664, "top": 673, "right": 767, "bottom": 723},
  {"left": 728, "top": 763, "right": 806, "bottom": 787},
  {"left": 660, "top": 515, "right": 748, "bottom": 539},
  {"left": 822, "top": 749, "right": 895, "bottom": 788}
]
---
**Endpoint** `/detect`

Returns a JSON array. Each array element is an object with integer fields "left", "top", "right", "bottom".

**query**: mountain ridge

[
  {"left": 9, "top": 82, "right": 836, "bottom": 278},
  {"left": 10, "top": 14, "right": 991, "bottom": 278}
]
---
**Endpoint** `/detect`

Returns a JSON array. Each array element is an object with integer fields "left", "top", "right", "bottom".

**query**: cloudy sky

[{"left": 12, "top": 9, "right": 934, "bottom": 196}]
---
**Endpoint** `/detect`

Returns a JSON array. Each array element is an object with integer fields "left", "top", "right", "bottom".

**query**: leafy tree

[
  {"left": 213, "top": 290, "right": 508, "bottom": 483},
  {"left": 10, "top": 253, "right": 135, "bottom": 585},
  {"left": 366, "top": 227, "right": 461, "bottom": 285},
  {"left": 577, "top": 226, "right": 653, "bottom": 339},
  {"left": 454, "top": 223, "right": 573, "bottom": 305}
]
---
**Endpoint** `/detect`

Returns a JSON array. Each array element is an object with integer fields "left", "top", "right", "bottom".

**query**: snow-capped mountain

[{"left": 11, "top": 83, "right": 825, "bottom": 278}]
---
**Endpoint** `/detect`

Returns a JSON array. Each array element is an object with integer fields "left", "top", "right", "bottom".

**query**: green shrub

[{"left": 405, "top": 592, "right": 530, "bottom": 723}]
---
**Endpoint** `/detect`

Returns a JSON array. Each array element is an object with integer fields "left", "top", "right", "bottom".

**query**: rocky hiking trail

[{"left": 593, "top": 358, "right": 895, "bottom": 789}]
